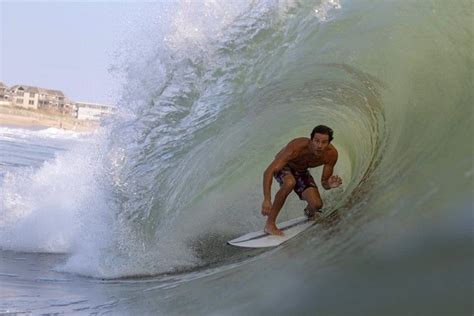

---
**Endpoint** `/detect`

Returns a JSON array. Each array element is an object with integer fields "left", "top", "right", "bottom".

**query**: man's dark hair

[{"left": 311, "top": 125, "right": 333, "bottom": 142}]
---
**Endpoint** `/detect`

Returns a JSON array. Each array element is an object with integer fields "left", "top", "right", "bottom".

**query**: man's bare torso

[{"left": 276, "top": 138, "right": 336, "bottom": 172}]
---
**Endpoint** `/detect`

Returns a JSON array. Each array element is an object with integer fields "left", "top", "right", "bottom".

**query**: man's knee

[{"left": 281, "top": 177, "right": 296, "bottom": 192}]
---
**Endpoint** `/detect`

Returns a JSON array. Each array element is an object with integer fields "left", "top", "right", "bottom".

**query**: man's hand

[
  {"left": 261, "top": 199, "right": 273, "bottom": 216},
  {"left": 327, "top": 175, "right": 342, "bottom": 188}
]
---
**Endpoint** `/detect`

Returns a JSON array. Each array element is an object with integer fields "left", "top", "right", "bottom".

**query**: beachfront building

[
  {"left": 9, "top": 85, "right": 39, "bottom": 109},
  {"left": 74, "top": 101, "right": 114, "bottom": 121},
  {"left": 9, "top": 85, "right": 71, "bottom": 112},
  {"left": 0, "top": 82, "right": 10, "bottom": 106},
  {"left": 1, "top": 83, "right": 112, "bottom": 121}
]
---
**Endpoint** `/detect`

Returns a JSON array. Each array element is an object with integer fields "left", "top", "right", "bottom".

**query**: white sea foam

[
  {"left": 0, "top": 129, "right": 108, "bottom": 253},
  {"left": 0, "top": 125, "right": 92, "bottom": 141}
]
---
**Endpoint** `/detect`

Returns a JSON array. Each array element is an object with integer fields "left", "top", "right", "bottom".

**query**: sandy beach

[{"left": 0, "top": 105, "right": 99, "bottom": 132}]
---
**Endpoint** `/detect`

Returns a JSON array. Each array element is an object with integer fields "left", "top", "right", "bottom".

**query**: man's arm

[
  {"left": 321, "top": 149, "right": 341, "bottom": 190},
  {"left": 261, "top": 139, "right": 305, "bottom": 215}
]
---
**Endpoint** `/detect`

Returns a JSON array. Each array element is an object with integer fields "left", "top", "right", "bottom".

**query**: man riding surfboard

[{"left": 261, "top": 125, "right": 342, "bottom": 236}]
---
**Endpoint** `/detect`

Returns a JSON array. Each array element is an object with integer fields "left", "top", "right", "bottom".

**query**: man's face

[{"left": 311, "top": 133, "right": 330, "bottom": 155}]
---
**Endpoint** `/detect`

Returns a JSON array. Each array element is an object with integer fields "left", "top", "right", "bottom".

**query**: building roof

[
  {"left": 11, "top": 85, "right": 39, "bottom": 93},
  {"left": 0, "top": 82, "right": 8, "bottom": 88},
  {"left": 75, "top": 101, "right": 114, "bottom": 110},
  {"left": 10, "top": 84, "right": 65, "bottom": 97},
  {"left": 46, "top": 89, "right": 65, "bottom": 97}
]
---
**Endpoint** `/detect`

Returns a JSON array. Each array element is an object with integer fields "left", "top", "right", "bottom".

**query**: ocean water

[{"left": 1, "top": 0, "right": 472, "bottom": 314}]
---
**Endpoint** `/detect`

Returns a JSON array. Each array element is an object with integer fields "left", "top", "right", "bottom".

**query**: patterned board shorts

[{"left": 274, "top": 166, "right": 317, "bottom": 200}]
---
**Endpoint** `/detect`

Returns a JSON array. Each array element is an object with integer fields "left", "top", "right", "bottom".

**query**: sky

[{"left": 0, "top": 1, "right": 148, "bottom": 105}]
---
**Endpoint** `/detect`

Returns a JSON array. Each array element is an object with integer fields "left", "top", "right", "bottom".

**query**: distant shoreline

[{"left": 0, "top": 105, "right": 99, "bottom": 132}]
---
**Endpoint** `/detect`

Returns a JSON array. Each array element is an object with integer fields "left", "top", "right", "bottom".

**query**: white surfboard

[{"left": 227, "top": 216, "right": 316, "bottom": 248}]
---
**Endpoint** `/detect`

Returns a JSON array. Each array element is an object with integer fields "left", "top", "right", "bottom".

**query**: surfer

[{"left": 261, "top": 125, "right": 342, "bottom": 236}]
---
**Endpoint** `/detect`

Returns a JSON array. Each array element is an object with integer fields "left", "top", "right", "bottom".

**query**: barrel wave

[{"left": 0, "top": 0, "right": 472, "bottom": 314}]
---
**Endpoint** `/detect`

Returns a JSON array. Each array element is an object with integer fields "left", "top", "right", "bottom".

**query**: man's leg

[
  {"left": 301, "top": 187, "right": 323, "bottom": 220},
  {"left": 265, "top": 174, "right": 296, "bottom": 235}
]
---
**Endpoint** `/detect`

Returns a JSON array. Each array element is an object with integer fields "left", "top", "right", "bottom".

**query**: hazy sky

[{"left": 0, "top": 1, "right": 147, "bottom": 105}]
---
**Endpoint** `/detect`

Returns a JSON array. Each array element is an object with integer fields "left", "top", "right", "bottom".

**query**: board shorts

[{"left": 274, "top": 166, "right": 317, "bottom": 200}]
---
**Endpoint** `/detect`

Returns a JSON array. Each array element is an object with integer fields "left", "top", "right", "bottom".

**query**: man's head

[{"left": 310, "top": 125, "right": 333, "bottom": 155}]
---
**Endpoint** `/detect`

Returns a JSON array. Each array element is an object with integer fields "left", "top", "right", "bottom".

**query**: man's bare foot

[
  {"left": 307, "top": 212, "right": 322, "bottom": 221},
  {"left": 264, "top": 223, "right": 284, "bottom": 236},
  {"left": 304, "top": 208, "right": 322, "bottom": 221}
]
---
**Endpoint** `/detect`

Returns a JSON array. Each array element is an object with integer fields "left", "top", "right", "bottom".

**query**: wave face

[{"left": 0, "top": 1, "right": 472, "bottom": 303}]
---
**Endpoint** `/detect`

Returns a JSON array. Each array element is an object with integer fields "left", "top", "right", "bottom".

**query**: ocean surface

[{"left": 1, "top": 0, "right": 472, "bottom": 314}]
